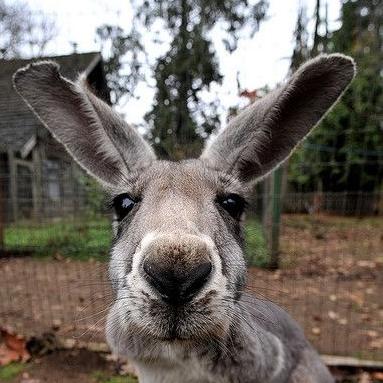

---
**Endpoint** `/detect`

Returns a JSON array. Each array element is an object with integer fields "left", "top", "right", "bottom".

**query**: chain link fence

[{"left": 0, "top": 151, "right": 382, "bottom": 361}]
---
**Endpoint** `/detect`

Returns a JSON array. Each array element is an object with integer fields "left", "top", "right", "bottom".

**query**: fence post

[
  {"left": 261, "top": 166, "right": 283, "bottom": 269},
  {"left": 270, "top": 166, "right": 283, "bottom": 268},
  {"left": 32, "top": 147, "right": 43, "bottom": 220},
  {"left": 8, "top": 150, "right": 18, "bottom": 222},
  {"left": 0, "top": 175, "right": 4, "bottom": 250}
]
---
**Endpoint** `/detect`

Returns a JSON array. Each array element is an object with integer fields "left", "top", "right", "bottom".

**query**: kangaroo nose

[{"left": 143, "top": 259, "right": 212, "bottom": 305}]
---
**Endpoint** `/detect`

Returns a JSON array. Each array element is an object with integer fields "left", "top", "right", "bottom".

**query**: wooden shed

[{"left": 0, "top": 52, "right": 110, "bottom": 223}]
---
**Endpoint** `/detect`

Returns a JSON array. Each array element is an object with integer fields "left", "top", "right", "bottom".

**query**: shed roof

[{"left": 0, "top": 52, "right": 101, "bottom": 153}]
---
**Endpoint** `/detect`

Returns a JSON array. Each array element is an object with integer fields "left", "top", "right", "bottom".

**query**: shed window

[{"left": 43, "top": 159, "right": 61, "bottom": 202}]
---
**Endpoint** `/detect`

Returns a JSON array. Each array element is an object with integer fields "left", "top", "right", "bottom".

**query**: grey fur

[
  {"left": 13, "top": 54, "right": 355, "bottom": 383},
  {"left": 13, "top": 61, "right": 155, "bottom": 189}
]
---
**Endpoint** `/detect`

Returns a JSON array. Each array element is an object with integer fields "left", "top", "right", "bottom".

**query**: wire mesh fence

[{"left": 0, "top": 154, "right": 382, "bottom": 361}]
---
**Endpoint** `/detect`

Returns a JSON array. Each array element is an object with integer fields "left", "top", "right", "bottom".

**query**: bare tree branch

[{"left": 0, "top": 0, "right": 57, "bottom": 59}]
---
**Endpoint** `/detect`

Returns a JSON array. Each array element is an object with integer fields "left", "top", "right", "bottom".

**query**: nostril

[
  {"left": 142, "top": 260, "right": 170, "bottom": 297},
  {"left": 182, "top": 262, "right": 212, "bottom": 299},
  {"left": 142, "top": 259, "right": 212, "bottom": 305}
]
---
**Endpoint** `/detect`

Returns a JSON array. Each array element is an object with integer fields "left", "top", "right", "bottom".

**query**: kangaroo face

[
  {"left": 13, "top": 54, "right": 355, "bottom": 357},
  {"left": 108, "top": 160, "right": 247, "bottom": 341}
]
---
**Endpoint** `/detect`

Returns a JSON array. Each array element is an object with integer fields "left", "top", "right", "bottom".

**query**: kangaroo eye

[
  {"left": 217, "top": 193, "right": 246, "bottom": 220},
  {"left": 113, "top": 193, "right": 137, "bottom": 221}
]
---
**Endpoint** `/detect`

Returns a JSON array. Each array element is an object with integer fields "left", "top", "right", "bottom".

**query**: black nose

[{"left": 143, "top": 259, "right": 212, "bottom": 305}]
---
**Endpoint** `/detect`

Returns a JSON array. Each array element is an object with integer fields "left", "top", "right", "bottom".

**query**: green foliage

[
  {"left": 289, "top": 0, "right": 383, "bottom": 193},
  {"left": 244, "top": 217, "right": 269, "bottom": 267},
  {"left": 96, "top": 24, "right": 145, "bottom": 104},
  {"left": 76, "top": 171, "right": 108, "bottom": 216},
  {"left": 145, "top": 25, "right": 222, "bottom": 158},
  {"left": 93, "top": 371, "right": 138, "bottom": 383},
  {"left": 4, "top": 216, "right": 270, "bottom": 266},
  {"left": 143, "top": 0, "right": 268, "bottom": 159},
  {"left": 290, "top": 5, "right": 309, "bottom": 72},
  {"left": 0, "top": 363, "right": 25, "bottom": 381},
  {"left": 4, "top": 218, "right": 111, "bottom": 261},
  {"left": 96, "top": 0, "right": 268, "bottom": 159}
]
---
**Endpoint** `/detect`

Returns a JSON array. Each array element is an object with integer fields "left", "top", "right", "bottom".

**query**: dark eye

[
  {"left": 113, "top": 193, "right": 138, "bottom": 221},
  {"left": 217, "top": 193, "right": 246, "bottom": 220}
]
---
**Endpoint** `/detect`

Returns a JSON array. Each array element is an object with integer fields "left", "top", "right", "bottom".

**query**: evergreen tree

[
  {"left": 145, "top": 0, "right": 268, "bottom": 159},
  {"left": 97, "top": 0, "right": 268, "bottom": 159},
  {"left": 290, "top": 5, "right": 309, "bottom": 72},
  {"left": 96, "top": 24, "right": 145, "bottom": 105},
  {"left": 289, "top": 0, "right": 383, "bottom": 195}
]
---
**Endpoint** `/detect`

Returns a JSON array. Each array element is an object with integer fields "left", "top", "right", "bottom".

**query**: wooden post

[
  {"left": 261, "top": 166, "right": 283, "bottom": 269},
  {"left": 270, "top": 166, "right": 283, "bottom": 269},
  {"left": 32, "top": 147, "right": 43, "bottom": 221},
  {"left": 379, "top": 186, "right": 383, "bottom": 216},
  {"left": 261, "top": 174, "right": 272, "bottom": 264},
  {"left": 8, "top": 150, "right": 18, "bottom": 222},
  {"left": 261, "top": 176, "right": 271, "bottom": 231},
  {"left": 0, "top": 167, "right": 4, "bottom": 250}
]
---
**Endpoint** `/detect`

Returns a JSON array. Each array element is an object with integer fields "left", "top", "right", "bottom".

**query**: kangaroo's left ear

[
  {"left": 201, "top": 54, "right": 356, "bottom": 183},
  {"left": 13, "top": 61, "right": 156, "bottom": 189}
]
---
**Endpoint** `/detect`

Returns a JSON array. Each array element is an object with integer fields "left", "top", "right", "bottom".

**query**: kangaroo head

[{"left": 13, "top": 55, "right": 355, "bottom": 350}]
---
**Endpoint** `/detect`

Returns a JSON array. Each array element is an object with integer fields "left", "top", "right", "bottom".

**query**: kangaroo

[{"left": 13, "top": 53, "right": 355, "bottom": 383}]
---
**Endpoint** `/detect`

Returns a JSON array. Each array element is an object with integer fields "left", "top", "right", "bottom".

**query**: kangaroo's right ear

[
  {"left": 201, "top": 54, "right": 355, "bottom": 184},
  {"left": 13, "top": 61, "right": 156, "bottom": 189}
]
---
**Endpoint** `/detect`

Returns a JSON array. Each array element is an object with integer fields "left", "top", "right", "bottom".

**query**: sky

[{"left": 27, "top": 0, "right": 342, "bottom": 126}]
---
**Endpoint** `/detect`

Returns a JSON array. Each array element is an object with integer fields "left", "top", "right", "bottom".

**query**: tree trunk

[{"left": 312, "top": 0, "right": 321, "bottom": 56}]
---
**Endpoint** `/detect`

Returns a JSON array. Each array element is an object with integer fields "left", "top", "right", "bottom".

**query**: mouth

[
  {"left": 106, "top": 285, "right": 233, "bottom": 358},
  {"left": 142, "top": 289, "right": 230, "bottom": 340},
  {"left": 157, "top": 326, "right": 192, "bottom": 342}
]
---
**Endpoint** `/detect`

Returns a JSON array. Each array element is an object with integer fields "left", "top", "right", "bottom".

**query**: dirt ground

[
  {"left": 0, "top": 349, "right": 135, "bottom": 383},
  {"left": 0, "top": 214, "right": 382, "bottom": 364},
  {"left": 1, "top": 349, "right": 381, "bottom": 383}
]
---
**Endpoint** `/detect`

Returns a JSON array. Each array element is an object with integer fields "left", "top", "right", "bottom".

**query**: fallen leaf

[
  {"left": 358, "top": 371, "right": 371, "bottom": 383},
  {"left": 369, "top": 337, "right": 383, "bottom": 349},
  {"left": 118, "top": 360, "right": 137, "bottom": 376},
  {"left": 357, "top": 260, "right": 376, "bottom": 268},
  {"left": 0, "top": 345, "right": 22, "bottom": 365},
  {"left": 311, "top": 327, "right": 321, "bottom": 335},
  {"left": 105, "top": 353, "right": 118, "bottom": 362},
  {"left": 21, "top": 372, "right": 41, "bottom": 383},
  {"left": 328, "top": 311, "right": 339, "bottom": 320},
  {"left": 0, "top": 327, "right": 30, "bottom": 365},
  {"left": 52, "top": 319, "right": 62, "bottom": 330},
  {"left": 329, "top": 294, "right": 337, "bottom": 302},
  {"left": 345, "top": 292, "right": 364, "bottom": 307},
  {"left": 366, "top": 330, "right": 378, "bottom": 338}
]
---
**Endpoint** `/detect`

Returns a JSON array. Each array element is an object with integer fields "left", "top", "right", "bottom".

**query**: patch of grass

[
  {"left": 244, "top": 217, "right": 270, "bottom": 267},
  {"left": 4, "top": 217, "right": 112, "bottom": 261},
  {"left": 92, "top": 371, "right": 138, "bottom": 383},
  {"left": 0, "top": 362, "right": 25, "bottom": 381},
  {"left": 5, "top": 215, "right": 271, "bottom": 266}
]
